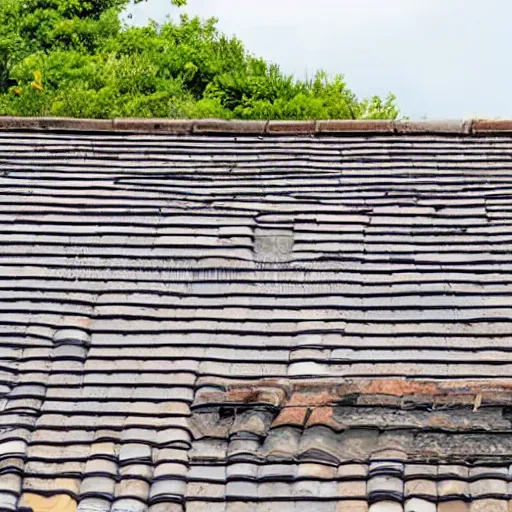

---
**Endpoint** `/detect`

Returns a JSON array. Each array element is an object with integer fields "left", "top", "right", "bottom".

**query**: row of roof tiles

[
  {"left": 10, "top": 497, "right": 512, "bottom": 512},
  {"left": 3, "top": 117, "right": 512, "bottom": 136},
  {"left": 9, "top": 493, "right": 512, "bottom": 511},
  {"left": 8, "top": 472, "right": 512, "bottom": 509}
]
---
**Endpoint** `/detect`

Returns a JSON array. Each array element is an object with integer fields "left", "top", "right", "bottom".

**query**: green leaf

[{"left": 0, "top": 0, "right": 401, "bottom": 120}]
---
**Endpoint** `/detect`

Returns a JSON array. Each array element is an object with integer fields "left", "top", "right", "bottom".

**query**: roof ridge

[{"left": 0, "top": 116, "right": 511, "bottom": 135}]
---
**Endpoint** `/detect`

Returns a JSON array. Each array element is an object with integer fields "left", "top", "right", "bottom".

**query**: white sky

[{"left": 127, "top": 0, "right": 512, "bottom": 120}]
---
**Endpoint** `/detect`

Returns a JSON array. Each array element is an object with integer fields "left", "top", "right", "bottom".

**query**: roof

[{"left": 1, "top": 117, "right": 512, "bottom": 512}]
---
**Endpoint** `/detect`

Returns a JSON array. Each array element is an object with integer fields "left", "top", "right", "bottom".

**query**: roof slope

[{"left": 1, "top": 119, "right": 512, "bottom": 511}]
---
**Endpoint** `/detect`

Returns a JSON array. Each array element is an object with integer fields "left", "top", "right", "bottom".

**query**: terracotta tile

[
  {"left": 438, "top": 480, "right": 469, "bottom": 498},
  {"left": 337, "top": 480, "right": 366, "bottom": 498},
  {"left": 272, "top": 406, "right": 308, "bottom": 427},
  {"left": 317, "top": 120, "right": 393, "bottom": 133},
  {"left": 297, "top": 463, "right": 337, "bottom": 480},
  {"left": 194, "top": 120, "right": 266, "bottom": 134},
  {"left": 266, "top": 120, "right": 316, "bottom": 134},
  {"left": 469, "top": 478, "right": 507, "bottom": 497},
  {"left": 306, "top": 407, "right": 336, "bottom": 428},
  {"left": 438, "top": 502, "right": 469, "bottom": 512},
  {"left": 469, "top": 499, "right": 508, "bottom": 512},
  {"left": 404, "top": 479, "right": 437, "bottom": 498}
]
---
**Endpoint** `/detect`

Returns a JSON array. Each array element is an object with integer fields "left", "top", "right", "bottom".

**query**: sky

[{"left": 127, "top": 0, "right": 511, "bottom": 120}]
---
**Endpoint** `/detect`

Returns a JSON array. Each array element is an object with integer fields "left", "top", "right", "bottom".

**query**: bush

[{"left": 0, "top": 0, "right": 400, "bottom": 119}]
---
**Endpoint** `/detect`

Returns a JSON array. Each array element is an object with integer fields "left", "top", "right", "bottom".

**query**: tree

[{"left": 0, "top": 0, "right": 400, "bottom": 119}]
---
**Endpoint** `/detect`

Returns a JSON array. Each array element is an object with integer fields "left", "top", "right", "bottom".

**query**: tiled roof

[{"left": 1, "top": 117, "right": 512, "bottom": 511}]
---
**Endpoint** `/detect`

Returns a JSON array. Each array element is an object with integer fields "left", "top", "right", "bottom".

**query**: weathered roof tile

[
  {"left": 79, "top": 475, "right": 115, "bottom": 497},
  {"left": 337, "top": 480, "right": 366, "bottom": 498},
  {"left": 404, "top": 480, "right": 437, "bottom": 498},
  {"left": 111, "top": 498, "right": 148, "bottom": 512},
  {"left": 438, "top": 480, "right": 470, "bottom": 498},
  {"left": 119, "top": 443, "right": 152, "bottom": 463},
  {"left": 298, "top": 463, "right": 337, "bottom": 480},
  {"left": 468, "top": 499, "right": 508, "bottom": 512},
  {"left": 438, "top": 502, "right": 469, "bottom": 512},
  {"left": 150, "top": 479, "right": 187, "bottom": 500},
  {"left": 259, "top": 463, "right": 297, "bottom": 481},
  {"left": 186, "top": 482, "right": 225, "bottom": 499},
  {"left": 368, "top": 502, "right": 403, "bottom": 512},
  {"left": 367, "top": 476, "right": 404, "bottom": 501},
  {"left": 404, "top": 499, "right": 436, "bottom": 512},
  {"left": 149, "top": 504, "right": 184, "bottom": 512}
]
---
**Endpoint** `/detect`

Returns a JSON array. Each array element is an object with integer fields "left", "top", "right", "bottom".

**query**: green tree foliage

[{"left": 0, "top": 0, "right": 400, "bottom": 119}]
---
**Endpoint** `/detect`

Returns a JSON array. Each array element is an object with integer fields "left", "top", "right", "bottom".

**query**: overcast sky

[{"left": 128, "top": 0, "right": 511, "bottom": 120}]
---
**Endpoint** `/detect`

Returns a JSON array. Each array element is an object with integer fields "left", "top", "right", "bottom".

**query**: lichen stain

[{"left": 21, "top": 494, "right": 77, "bottom": 512}]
